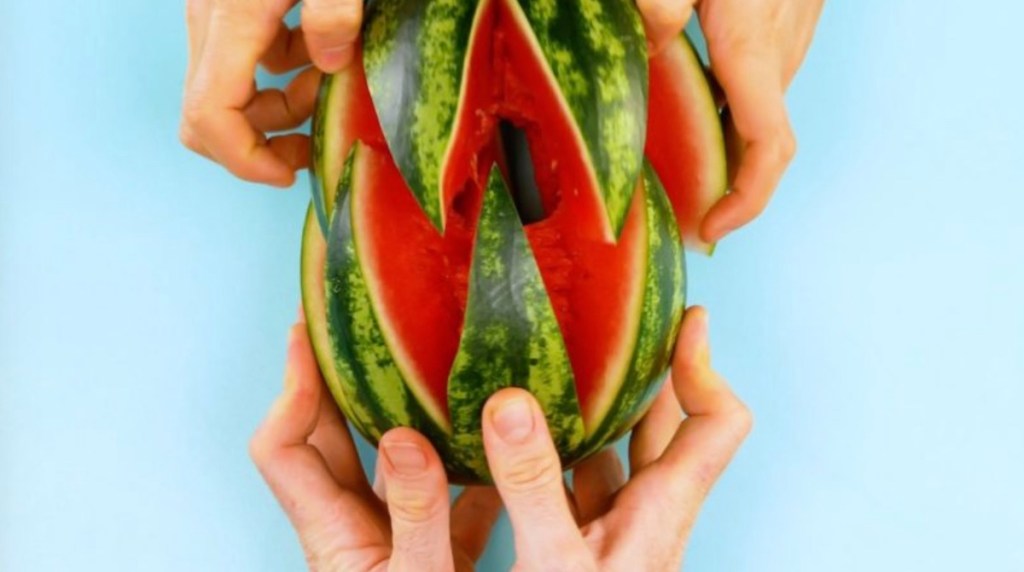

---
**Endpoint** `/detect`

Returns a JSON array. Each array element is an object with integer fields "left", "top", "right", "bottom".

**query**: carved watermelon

[{"left": 302, "top": 0, "right": 726, "bottom": 483}]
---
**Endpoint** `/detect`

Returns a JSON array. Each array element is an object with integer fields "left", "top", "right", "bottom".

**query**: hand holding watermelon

[
  {"left": 179, "top": 0, "right": 367, "bottom": 187},
  {"left": 180, "top": 0, "right": 822, "bottom": 241},
  {"left": 642, "top": 0, "right": 826, "bottom": 242},
  {"left": 251, "top": 307, "right": 750, "bottom": 570}
]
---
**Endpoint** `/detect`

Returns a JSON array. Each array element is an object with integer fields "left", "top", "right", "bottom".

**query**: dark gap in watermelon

[
  {"left": 525, "top": 180, "right": 646, "bottom": 425},
  {"left": 353, "top": 1, "right": 653, "bottom": 428},
  {"left": 499, "top": 120, "right": 546, "bottom": 225}
]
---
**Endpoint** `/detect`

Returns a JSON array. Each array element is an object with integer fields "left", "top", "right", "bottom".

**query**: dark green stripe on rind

[
  {"left": 324, "top": 145, "right": 452, "bottom": 451},
  {"left": 447, "top": 168, "right": 585, "bottom": 481},
  {"left": 363, "top": 0, "right": 484, "bottom": 231},
  {"left": 511, "top": 0, "right": 649, "bottom": 236},
  {"left": 581, "top": 162, "right": 686, "bottom": 453},
  {"left": 300, "top": 204, "right": 379, "bottom": 444}
]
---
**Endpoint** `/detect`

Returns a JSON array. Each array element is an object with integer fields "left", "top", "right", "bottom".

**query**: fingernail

[
  {"left": 696, "top": 310, "right": 709, "bottom": 341},
  {"left": 493, "top": 397, "right": 534, "bottom": 444},
  {"left": 695, "top": 310, "right": 712, "bottom": 363},
  {"left": 383, "top": 441, "right": 428, "bottom": 476}
]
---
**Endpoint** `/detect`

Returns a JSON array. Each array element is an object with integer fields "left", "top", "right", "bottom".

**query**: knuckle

[
  {"left": 389, "top": 489, "right": 444, "bottom": 524},
  {"left": 774, "top": 125, "right": 798, "bottom": 164},
  {"left": 731, "top": 402, "right": 755, "bottom": 440},
  {"left": 178, "top": 124, "right": 200, "bottom": 152},
  {"left": 247, "top": 430, "right": 271, "bottom": 466},
  {"left": 497, "top": 452, "right": 562, "bottom": 494},
  {"left": 181, "top": 99, "right": 209, "bottom": 132}
]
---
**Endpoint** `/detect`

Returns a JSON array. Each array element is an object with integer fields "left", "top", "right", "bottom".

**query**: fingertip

[
  {"left": 680, "top": 306, "right": 709, "bottom": 352},
  {"left": 285, "top": 321, "right": 323, "bottom": 395},
  {"left": 302, "top": 0, "right": 362, "bottom": 72},
  {"left": 379, "top": 429, "right": 452, "bottom": 551},
  {"left": 379, "top": 426, "right": 433, "bottom": 454},
  {"left": 268, "top": 134, "right": 311, "bottom": 178},
  {"left": 265, "top": 167, "right": 296, "bottom": 189},
  {"left": 699, "top": 195, "right": 741, "bottom": 243},
  {"left": 636, "top": 0, "right": 692, "bottom": 55},
  {"left": 311, "top": 44, "right": 356, "bottom": 74},
  {"left": 381, "top": 439, "right": 430, "bottom": 479},
  {"left": 483, "top": 388, "right": 542, "bottom": 447},
  {"left": 672, "top": 306, "right": 712, "bottom": 379},
  {"left": 227, "top": 150, "right": 294, "bottom": 188}
]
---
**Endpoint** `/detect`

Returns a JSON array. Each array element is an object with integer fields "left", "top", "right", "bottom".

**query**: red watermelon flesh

[{"left": 352, "top": 129, "right": 648, "bottom": 430}]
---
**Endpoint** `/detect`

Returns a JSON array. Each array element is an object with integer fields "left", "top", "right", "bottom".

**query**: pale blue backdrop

[{"left": 2, "top": 1, "right": 1022, "bottom": 570}]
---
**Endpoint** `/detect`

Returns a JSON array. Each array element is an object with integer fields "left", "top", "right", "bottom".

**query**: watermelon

[
  {"left": 300, "top": 1, "right": 726, "bottom": 483},
  {"left": 646, "top": 35, "right": 727, "bottom": 254}
]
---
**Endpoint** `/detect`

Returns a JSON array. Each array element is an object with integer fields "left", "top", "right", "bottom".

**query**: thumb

[
  {"left": 301, "top": 0, "right": 362, "bottom": 73},
  {"left": 482, "top": 389, "right": 592, "bottom": 567},
  {"left": 378, "top": 428, "right": 455, "bottom": 572}
]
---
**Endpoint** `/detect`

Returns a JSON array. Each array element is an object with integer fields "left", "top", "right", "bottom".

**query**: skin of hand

[
  {"left": 249, "top": 319, "right": 504, "bottom": 571},
  {"left": 180, "top": 0, "right": 822, "bottom": 243},
  {"left": 252, "top": 306, "right": 750, "bottom": 571},
  {"left": 640, "top": 0, "right": 825, "bottom": 242},
  {"left": 181, "top": 0, "right": 363, "bottom": 186},
  {"left": 480, "top": 306, "right": 752, "bottom": 571}
]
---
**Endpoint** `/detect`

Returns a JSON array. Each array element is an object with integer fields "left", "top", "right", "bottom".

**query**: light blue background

[{"left": 2, "top": 1, "right": 1022, "bottom": 570}]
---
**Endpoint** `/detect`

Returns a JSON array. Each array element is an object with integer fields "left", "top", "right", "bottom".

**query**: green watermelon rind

[
  {"left": 580, "top": 162, "right": 686, "bottom": 454},
  {"left": 446, "top": 168, "right": 585, "bottom": 481},
  {"left": 321, "top": 144, "right": 475, "bottom": 474},
  {"left": 508, "top": 0, "right": 649, "bottom": 237},
  {"left": 362, "top": 0, "right": 649, "bottom": 239},
  {"left": 362, "top": 0, "right": 485, "bottom": 232}
]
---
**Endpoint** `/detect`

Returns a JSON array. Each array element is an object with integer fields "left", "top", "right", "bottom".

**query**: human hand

[
  {"left": 479, "top": 306, "right": 752, "bottom": 570},
  {"left": 639, "top": 0, "right": 825, "bottom": 242},
  {"left": 249, "top": 319, "right": 503, "bottom": 571},
  {"left": 180, "top": 0, "right": 364, "bottom": 186}
]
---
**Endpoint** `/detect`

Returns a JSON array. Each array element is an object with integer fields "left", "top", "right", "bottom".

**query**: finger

[
  {"left": 244, "top": 66, "right": 321, "bottom": 133},
  {"left": 182, "top": 0, "right": 213, "bottom": 155},
  {"left": 572, "top": 448, "right": 625, "bottom": 524},
  {"left": 308, "top": 382, "right": 373, "bottom": 496},
  {"left": 563, "top": 479, "right": 583, "bottom": 524},
  {"left": 301, "top": 0, "right": 363, "bottom": 73},
  {"left": 482, "top": 389, "right": 591, "bottom": 565},
  {"left": 451, "top": 486, "right": 504, "bottom": 562},
  {"left": 185, "top": 0, "right": 213, "bottom": 85},
  {"left": 178, "top": 123, "right": 214, "bottom": 161},
  {"left": 378, "top": 428, "right": 456, "bottom": 572},
  {"left": 628, "top": 381, "right": 682, "bottom": 474},
  {"left": 700, "top": 50, "right": 796, "bottom": 242},
  {"left": 636, "top": 0, "right": 695, "bottom": 55},
  {"left": 250, "top": 323, "right": 350, "bottom": 532},
  {"left": 648, "top": 307, "right": 753, "bottom": 509},
  {"left": 372, "top": 453, "right": 387, "bottom": 501},
  {"left": 268, "top": 133, "right": 312, "bottom": 172},
  {"left": 782, "top": 0, "right": 826, "bottom": 88},
  {"left": 185, "top": 4, "right": 296, "bottom": 186},
  {"left": 262, "top": 23, "right": 311, "bottom": 74}
]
